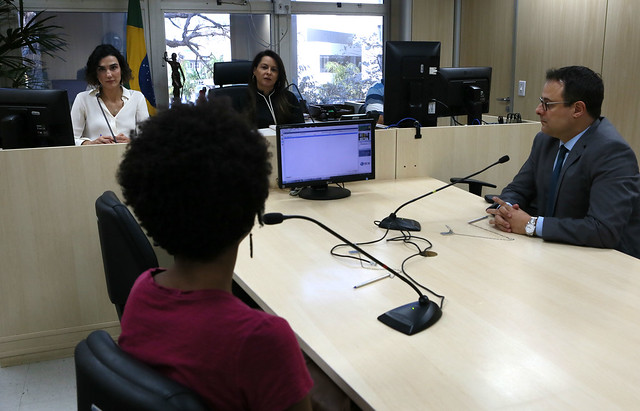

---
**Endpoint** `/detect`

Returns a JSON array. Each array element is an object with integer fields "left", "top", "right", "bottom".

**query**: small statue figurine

[{"left": 164, "top": 52, "right": 185, "bottom": 104}]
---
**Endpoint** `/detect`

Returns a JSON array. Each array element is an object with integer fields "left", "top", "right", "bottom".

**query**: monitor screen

[
  {"left": 383, "top": 41, "right": 441, "bottom": 128},
  {"left": 276, "top": 120, "right": 375, "bottom": 200},
  {"left": 436, "top": 67, "right": 492, "bottom": 125},
  {"left": 0, "top": 88, "right": 75, "bottom": 150}
]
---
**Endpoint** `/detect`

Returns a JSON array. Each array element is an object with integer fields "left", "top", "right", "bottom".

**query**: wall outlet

[{"left": 518, "top": 80, "right": 526, "bottom": 96}]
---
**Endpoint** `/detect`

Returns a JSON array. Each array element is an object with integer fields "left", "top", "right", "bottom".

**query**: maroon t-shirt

[{"left": 119, "top": 268, "right": 312, "bottom": 410}]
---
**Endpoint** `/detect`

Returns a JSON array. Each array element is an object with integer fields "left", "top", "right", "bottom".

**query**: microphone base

[
  {"left": 378, "top": 216, "right": 421, "bottom": 231},
  {"left": 377, "top": 300, "right": 442, "bottom": 335}
]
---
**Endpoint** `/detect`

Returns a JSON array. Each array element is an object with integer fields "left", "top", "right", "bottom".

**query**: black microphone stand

[
  {"left": 263, "top": 213, "right": 442, "bottom": 335},
  {"left": 378, "top": 155, "right": 510, "bottom": 231},
  {"left": 286, "top": 82, "right": 312, "bottom": 122}
]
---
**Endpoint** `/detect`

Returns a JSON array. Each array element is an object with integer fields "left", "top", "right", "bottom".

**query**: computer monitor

[
  {"left": 383, "top": 41, "right": 441, "bottom": 128},
  {"left": 276, "top": 119, "right": 375, "bottom": 200},
  {"left": 436, "top": 67, "right": 492, "bottom": 125},
  {"left": 0, "top": 88, "right": 75, "bottom": 149}
]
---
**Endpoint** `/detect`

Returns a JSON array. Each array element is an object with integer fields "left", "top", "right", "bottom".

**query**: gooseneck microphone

[
  {"left": 263, "top": 212, "right": 442, "bottom": 335},
  {"left": 378, "top": 155, "right": 510, "bottom": 231}
]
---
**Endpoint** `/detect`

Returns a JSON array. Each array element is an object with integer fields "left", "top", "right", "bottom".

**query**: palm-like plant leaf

[{"left": 0, "top": 0, "right": 67, "bottom": 87}]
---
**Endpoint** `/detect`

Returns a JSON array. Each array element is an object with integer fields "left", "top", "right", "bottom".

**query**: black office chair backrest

[
  {"left": 209, "top": 60, "right": 253, "bottom": 113},
  {"left": 75, "top": 330, "right": 208, "bottom": 411},
  {"left": 213, "top": 60, "right": 252, "bottom": 86},
  {"left": 95, "top": 191, "right": 158, "bottom": 320}
]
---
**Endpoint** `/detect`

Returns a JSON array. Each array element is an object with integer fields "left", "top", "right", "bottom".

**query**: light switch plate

[{"left": 518, "top": 80, "right": 526, "bottom": 96}]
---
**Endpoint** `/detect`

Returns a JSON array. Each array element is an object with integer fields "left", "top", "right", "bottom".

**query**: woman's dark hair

[
  {"left": 85, "top": 44, "right": 133, "bottom": 87},
  {"left": 117, "top": 99, "right": 271, "bottom": 262},
  {"left": 546, "top": 66, "right": 604, "bottom": 119},
  {"left": 247, "top": 49, "right": 298, "bottom": 125}
]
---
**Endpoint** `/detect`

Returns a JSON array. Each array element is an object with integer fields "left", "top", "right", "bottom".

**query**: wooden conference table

[
  {"left": 234, "top": 178, "right": 640, "bottom": 410},
  {"left": 0, "top": 121, "right": 537, "bottom": 366}
]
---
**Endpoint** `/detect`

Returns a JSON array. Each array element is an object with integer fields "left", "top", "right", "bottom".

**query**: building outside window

[{"left": 295, "top": 14, "right": 382, "bottom": 105}]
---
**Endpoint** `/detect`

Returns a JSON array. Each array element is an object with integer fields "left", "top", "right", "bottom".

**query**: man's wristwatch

[{"left": 525, "top": 216, "right": 538, "bottom": 236}]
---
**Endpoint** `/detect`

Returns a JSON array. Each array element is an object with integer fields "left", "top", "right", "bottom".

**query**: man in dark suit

[{"left": 488, "top": 66, "right": 640, "bottom": 259}]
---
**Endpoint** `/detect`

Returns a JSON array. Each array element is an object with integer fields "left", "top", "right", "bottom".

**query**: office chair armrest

[
  {"left": 450, "top": 177, "right": 497, "bottom": 197},
  {"left": 75, "top": 330, "right": 208, "bottom": 411}
]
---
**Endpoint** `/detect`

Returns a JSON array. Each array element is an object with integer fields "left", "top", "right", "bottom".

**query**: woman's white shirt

[{"left": 70, "top": 86, "right": 150, "bottom": 145}]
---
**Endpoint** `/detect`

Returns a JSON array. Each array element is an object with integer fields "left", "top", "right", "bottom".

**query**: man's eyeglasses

[{"left": 539, "top": 97, "right": 571, "bottom": 111}]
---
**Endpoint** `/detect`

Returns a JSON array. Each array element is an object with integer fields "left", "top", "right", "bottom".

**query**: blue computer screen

[{"left": 277, "top": 120, "right": 375, "bottom": 189}]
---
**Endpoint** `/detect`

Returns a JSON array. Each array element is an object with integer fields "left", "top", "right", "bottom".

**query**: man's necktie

[{"left": 546, "top": 145, "right": 569, "bottom": 216}]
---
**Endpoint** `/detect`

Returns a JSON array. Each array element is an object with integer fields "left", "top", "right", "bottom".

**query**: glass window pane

[
  {"left": 18, "top": 12, "right": 126, "bottom": 106},
  {"left": 295, "top": 14, "right": 383, "bottom": 105},
  {"left": 164, "top": 13, "right": 270, "bottom": 104}
]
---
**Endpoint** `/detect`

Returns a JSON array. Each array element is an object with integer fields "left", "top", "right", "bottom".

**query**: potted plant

[{"left": 0, "top": 0, "right": 66, "bottom": 88}]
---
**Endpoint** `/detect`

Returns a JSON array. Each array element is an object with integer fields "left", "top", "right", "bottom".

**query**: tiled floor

[{"left": 0, "top": 357, "right": 76, "bottom": 411}]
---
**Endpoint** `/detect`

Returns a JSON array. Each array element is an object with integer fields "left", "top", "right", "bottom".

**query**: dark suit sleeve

[
  {"left": 542, "top": 137, "right": 640, "bottom": 250},
  {"left": 499, "top": 134, "right": 544, "bottom": 215}
]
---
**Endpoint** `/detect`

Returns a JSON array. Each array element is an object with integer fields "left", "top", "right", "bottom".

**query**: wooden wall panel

[
  {"left": 411, "top": 0, "right": 455, "bottom": 66},
  {"left": 0, "top": 145, "right": 124, "bottom": 365},
  {"left": 601, "top": 0, "right": 640, "bottom": 159},
  {"left": 460, "top": 0, "right": 515, "bottom": 116},
  {"left": 513, "top": 0, "right": 606, "bottom": 120}
]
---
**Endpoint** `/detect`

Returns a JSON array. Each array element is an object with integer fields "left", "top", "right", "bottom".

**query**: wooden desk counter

[
  {"left": 0, "top": 144, "right": 172, "bottom": 366},
  {"left": 234, "top": 178, "right": 640, "bottom": 410},
  {"left": 0, "top": 145, "right": 126, "bottom": 365}
]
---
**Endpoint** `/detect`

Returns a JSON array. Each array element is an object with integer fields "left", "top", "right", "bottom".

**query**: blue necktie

[{"left": 546, "top": 145, "right": 569, "bottom": 216}]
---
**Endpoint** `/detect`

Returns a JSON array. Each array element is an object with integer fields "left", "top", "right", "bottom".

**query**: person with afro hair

[{"left": 116, "top": 98, "right": 314, "bottom": 410}]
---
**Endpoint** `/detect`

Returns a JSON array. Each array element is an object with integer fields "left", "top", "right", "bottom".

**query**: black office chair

[
  {"left": 75, "top": 330, "right": 208, "bottom": 411},
  {"left": 208, "top": 60, "right": 253, "bottom": 113},
  {"left": 95, "top": 191, "right": 158, "bottom": 320}
]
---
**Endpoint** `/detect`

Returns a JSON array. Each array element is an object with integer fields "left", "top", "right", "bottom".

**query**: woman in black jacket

[{"left": 248, "top": 50, "right": 304, "bottom": 128}]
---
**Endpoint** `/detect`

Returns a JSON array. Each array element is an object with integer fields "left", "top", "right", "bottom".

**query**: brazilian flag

[{"left": 126, "top": 0, "right": 156, "bottom": 115}]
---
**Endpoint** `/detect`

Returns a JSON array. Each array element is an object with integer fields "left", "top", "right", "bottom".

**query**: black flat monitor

[
  {"left": 276, "top": 120, "right": 375, "bottom": 200},
  {"left": 383, "top": 41, "right": 441, "bottom": 128},
  {"left": 0, "top": 88, "right": 75, "bottom": 149},
  {"left": 436, "top": 67, "right": 492, "bottom": 125}
]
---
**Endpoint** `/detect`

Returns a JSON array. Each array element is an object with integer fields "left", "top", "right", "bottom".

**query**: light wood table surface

[
  {"left": 0, "top": 121, "right": 535, "bottom": 366},
  {"left": 234, "top": 177, "right": 640, "bottom": 410}
]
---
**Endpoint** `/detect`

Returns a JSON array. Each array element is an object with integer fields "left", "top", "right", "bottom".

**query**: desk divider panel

[
  {"left": 396, "top": 120, "right": 540, "bottom": 194},
  {"left": 0, "top": 145, "right": 170, "bottom": 366}
]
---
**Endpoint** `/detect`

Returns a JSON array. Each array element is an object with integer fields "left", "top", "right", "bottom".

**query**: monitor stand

[
  {"left": 464, "top": 85, "right": 484, "bottom": 125},
  {"left": 299, "top": 184, "right": 351, "bottom": 200},
  {"left": 465, "top": 101, "right": 483, "bottom": 125},
  {"left": 0, "top": 114, "right": 25, "bottom": 149}
]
